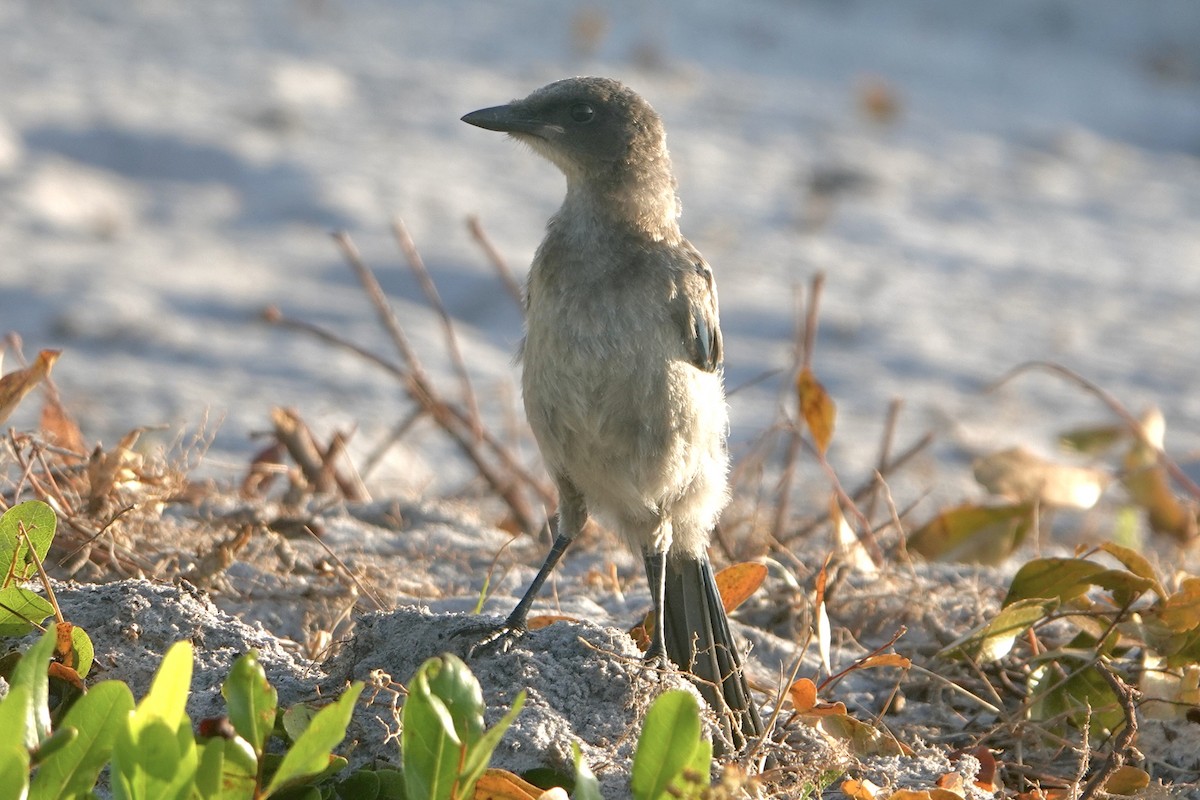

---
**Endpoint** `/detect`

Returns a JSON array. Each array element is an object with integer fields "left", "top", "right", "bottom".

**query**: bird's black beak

[{"left": 461, "top": 104, "right": 558, "bottom": 139}]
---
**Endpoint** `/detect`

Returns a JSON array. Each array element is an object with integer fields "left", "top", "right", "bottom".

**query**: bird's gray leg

[
  {"left": 642, "top": 547, "right": 670, "bottom": 668},
  {"left": 466, "top": 479, "right": 586, "bottom": 657}
]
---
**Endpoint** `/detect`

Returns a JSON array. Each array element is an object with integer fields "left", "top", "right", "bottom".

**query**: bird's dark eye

[{"left": 569, "top": 103, "right": 595, "bottom": 123}]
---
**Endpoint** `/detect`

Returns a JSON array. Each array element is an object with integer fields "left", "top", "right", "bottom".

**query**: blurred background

[{"left": 2, "top": 0, "right": 1199, "bottom": 513}]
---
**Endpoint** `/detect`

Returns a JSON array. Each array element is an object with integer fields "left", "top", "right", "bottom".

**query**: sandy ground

[{"left": 4, "top": 1, "right": 1200, "bottom": 797}]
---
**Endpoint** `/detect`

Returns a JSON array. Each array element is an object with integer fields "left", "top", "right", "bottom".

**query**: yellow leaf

[
  {"left": 474, "top": 768, "right": 544, "bottom": 800},
  {"left": 908, "top": 503, "right": 1034, "bottom": 564},
  {"left": 714, "top": 562, "right": 767, "bottom": 613},
  {"left": 797, "top": 367, "right": 836, "bottom": 455},
  {"left": 0, "top": 350, "right": 59, "bottom": 426},
  {"left": 1160, "top": 577, "right": 1200, "bottom": 632},
  {"left": 1122, "top": 408, "right": 1198, "bottom": 542},
  {"left": 1101, "top": 765, "right": 1150, "bottom": 796},
  {"left": 973, "top": 447, "right": 1107, "bottom": 509}
]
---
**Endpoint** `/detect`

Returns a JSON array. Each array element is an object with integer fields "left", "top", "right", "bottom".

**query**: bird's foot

[
  {"left": 641, "top": 643, "right": 674, "bottom": 675},
  {"left": 455, "top": 619, "right": 528, "bottom": 659}
]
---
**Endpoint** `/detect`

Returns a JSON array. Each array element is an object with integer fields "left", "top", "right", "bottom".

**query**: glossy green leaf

[
  {"left": 571, "top": 743, "right": 602, "bottom": 800},
  {"left": 402, "top": 660, "right": 460, "bottom": 800},
  {"left": 0, "top": 586, "right": 55, "bottom": 636},
  {"left": 10, "top": 628, "right": 57, "bottom": 750},
  {"left": 30, "top": 680, "right": 134, "bottom": 799},
  {"left": 631, "top": 690, "right": 703, "bottom": 800},
  {"left": 112, "top": 641, "right": 197, "bottom": 800},
  {"left": 195, "top": 734, "right": 258, "bottom": 800},
  {"left": 941, "top": 598, "right": 1058, "bottom": 662},
  {"left": 0, "top": 684, "right": 32, "bottom": 800},
  {"left": 264, "top": 682, "right": 362, "bottom": 795},
  {"left": 0, "top": 500, "right": 57, "bottom": 584},
  {"left": 458, "top": 690, "right": 524, "bottom": 797},
  {"left": 1003, "top": 558, "right": 1107, "bottom": 607},
  {"left": 223, "top": 650, "right": 278, "bottom": 757}
]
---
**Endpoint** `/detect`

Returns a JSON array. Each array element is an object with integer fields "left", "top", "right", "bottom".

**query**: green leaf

[
  {"left": 402, "top": 660, "right": 460, "bottom": 800},
  {"left": 264, "top": 682, "right": 362, "bottom": 796},
  {"left": 457, "top": 691, "right": 524, "bottom": 798},
  {"left": 1003, "top": 558, "right": 1107, "bottom": 607},
  {"left": 940, "top": 598, "right": 1058, "bottom": 662},
  {"left": 1028, "top": 659, "right": 1124, "bottom": 737},
  {"left": 112, "top": 641, "right": 198, "bottom": 800},
  {"left": 375, "top": 769, "right": 406, "bottom": 800},
  {"left": 30, "top": 725, "right": 77, "bottom": 766},
  {"left": 0, "top": 684, "right": 32, "bottom": 800},
  {"left": 0, "top": 500, "right": 57, "bottom": 585},
  {"left": 630, "top": 690, "right": 703, "bottom": 800},
  {"left": 571, "top": 743, "right": 602, "bottom": 800},
  {"left": 282, "top": 703, "right": 319, "bottom": 744},
  {"left": 222, "top": 650, "right": 278, "bottom": 757},
  {"left": 31, "top": 681, "right": 135, "bottom": 800},
  {"left": 10, "top": 628, "right": 57, "bottom": 750},
  {"left": 421, "top": 654, "right": 485, "bottom": 749},
  {"left": 336, "top": 770, "right": 380, "bottom": 800},
  {"left": 0, "top": 586, "right": 55, "bottom": 636},
  {"left": 195, "top": 734, "right": 258, "bottom": 800},
  {"left": 67, "top": 624, "right": 95, "bottom": 679}
]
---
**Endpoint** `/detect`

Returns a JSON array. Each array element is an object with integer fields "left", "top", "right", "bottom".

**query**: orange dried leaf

[
  {"left": 474, "top": 768, "right": 544, "bottom": 799},
  {"left": 0, "top": 350, "right": 60, "bottom": 426},
  {"left": 55, "top": 622, "right": 76, "bottom": 668},
  {"left": 47, "top": 661, "right": 85, "bottom": 693},
  {"left": 885, "top": 791, "right": 934, "bottom": 800},
  {"left": 797, "top": 367, "right": 836, "bottom": 455},
  {"left": 526, "top": 614, "right": 579, "bottom": 631},
  {"left": 788, "top": 678, "right": 818, "bottom": 712},
  {"left": 841, "top": 778, "right": 881, "bottom": 800},
  {"left": 715, "top": 562, "right": 767, "bottom": 613},
  {"left": 856, "top": 654, "right": 912, "bottom": 670},
  {"left": 934, "top": 772, "right": 966, "bottom": 796},
  {"left": 953, "top": 746, "right": 998, "bottom": 792}
]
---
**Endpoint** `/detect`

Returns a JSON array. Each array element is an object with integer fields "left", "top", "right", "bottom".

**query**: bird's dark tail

[{"left": 662, "top": 553, "right": 764, "bottom": 753}]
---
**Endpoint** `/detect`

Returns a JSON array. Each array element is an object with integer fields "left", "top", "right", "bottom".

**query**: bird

[{"left": 461, "top": 76, "right": 763, "bottom": 752}]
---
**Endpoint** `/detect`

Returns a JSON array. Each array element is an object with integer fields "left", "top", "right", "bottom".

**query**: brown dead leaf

[
  {"left": 798, "top": 367, "right": 836, "bottom": 455},
  {"left": 715, "top": 562, "right": 767, "bottom": 613},
  {"left": 0, "top": 349, "right": 59, "bottom": 426},
  {"left": 973, "top": 446, "right": 1107, "bottom": 509},
  {"left": 40, "top": 394, "right": 87, "bottom": 455},
  {"left": 858, "top": 76, "right": 902, "bottom": 124}
]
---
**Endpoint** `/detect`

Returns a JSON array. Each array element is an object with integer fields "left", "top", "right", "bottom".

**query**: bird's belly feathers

[{"left": 521, "top": 304, "right": 728, "bottom": 533}]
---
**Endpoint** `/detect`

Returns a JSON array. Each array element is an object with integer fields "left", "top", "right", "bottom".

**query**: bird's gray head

[{"left": 462, "top": 77, "right": 679, "bottom": 235}]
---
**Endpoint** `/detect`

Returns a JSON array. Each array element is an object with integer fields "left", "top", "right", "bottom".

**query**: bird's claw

[{"left": 455, "top": 620, "right": 528, "bottom": 659}]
